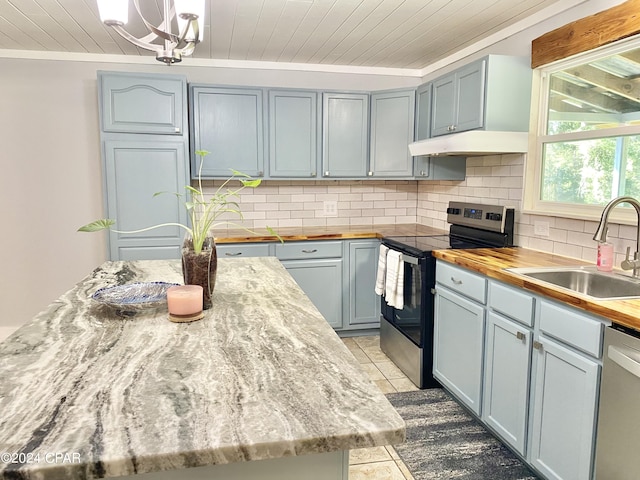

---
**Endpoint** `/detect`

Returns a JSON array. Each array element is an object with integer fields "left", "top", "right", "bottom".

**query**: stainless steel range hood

[{"left": 408, "top": 130, "right": 529, "bottom": 157}]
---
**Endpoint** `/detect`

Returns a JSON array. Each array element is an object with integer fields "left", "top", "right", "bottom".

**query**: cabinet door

[
  {"left": 322, "top": 93, "right": 369, "bottom": 178},
  {"left": 268, "top": 90, "right": 319, "bottom": 178},
  {"left": 483, "top": 312, "right": 531, "bottom": 455},
  {"left": 190, "top": 86, "right": 264, "bottom": 178},
  {"left": 104, "top": 140, "right": 189, "bottom": 261},
  {"left": 346, "top": 240, "right": 381, "bottom": 328},
  {"left": 430, "top": 73, "right": 457, "bottom": 137},
  {"left": 281, "top": 259, "right": 343, "bottom": 329},
  {"left": 433, "top": 286, "right": 485, "bottom": 415},
  {"left": 455, "top": 59, "right": 486, "bottom": 133},
  {"left": 414, "top": 83, "right": 432, "bottom": 141},
  {"left": 369, "top": 90, "right": 415, "bottom": 177},
  {"left": 529, "top": 336, "right": 599, "bottom": 480},
  {"left": 99, "top": 72, "right": 185, "bottom": 135}
]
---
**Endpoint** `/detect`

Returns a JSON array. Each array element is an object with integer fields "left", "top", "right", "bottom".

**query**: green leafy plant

[{"left": 79, "top": 150, "right": 279, "bottom": 253}]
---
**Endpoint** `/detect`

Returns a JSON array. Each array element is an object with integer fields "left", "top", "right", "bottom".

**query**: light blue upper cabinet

[
  {"left": 413, "top": 82, "right": 467, "bottom": 180},
  {"left": 99, "top": 71, "right": 185, "bottom": 135},
  {"left": 369, "top": 89, "right": 415, "bottom": 178},
  {"left": 190, "top": 86, "right": 265, "bottom": 178},
  {"left": 268, "top": 90, "right": 320, "bottom": 178},
  {"left": 414, "top": 82, "right": 432, "bottom": 141},
  {"left": 103, "top": 139, "right": 189, "bottom": 261},
  {"left": 322, "top": 93, "right": 369, "bottom": 178},
  {"left": 431, "top": 55, "right": 532, "bottom": 137}
]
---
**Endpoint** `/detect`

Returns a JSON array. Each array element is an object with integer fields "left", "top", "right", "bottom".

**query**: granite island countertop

[
  {"left": 433, "top": 247, "right": 640, "bottom": 332},
  {"left": 0, "top": 257, "right": 405, "bottom": 480}
]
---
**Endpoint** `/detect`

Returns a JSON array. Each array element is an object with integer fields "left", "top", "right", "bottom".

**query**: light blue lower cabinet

[
  {"left": 280, "top": 258, "right": 344, "bottom": 330},
  {"left": 482, "top": 311, "right": 531, "bottom": 456},
  {"left": 528, "top": 335, "right": 599, "bottom": 480},
  {"left": 216, "top": 243, "right": 273, "bottom": 258},
  {"left": 345, "top": 240, "right": 381, "bottom": 329},
  {"left": 433, "top": 286, "right": 485, "bottom": 416}
]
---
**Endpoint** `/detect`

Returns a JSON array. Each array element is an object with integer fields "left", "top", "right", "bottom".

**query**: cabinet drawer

[
  {"left": 275, "top": 241, "right": 342, "bottom": 260},
  {"left": 436, "top": 261, "right": 486, "bottom": 304},
  {"left": 539, "top": 300, "right": 604, "bottom": 358},
  {"left": 217, "top": 243, "right": 271, "bottom": 258},
  {"left": 489, "top": 281, "right": 534, "bottom": 327}
]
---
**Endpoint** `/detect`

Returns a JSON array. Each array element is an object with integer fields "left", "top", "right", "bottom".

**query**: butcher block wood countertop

[
  {"left": 214, "top": 223, "right": 447, "bottom": 243},
  {"left": 433, "top": 247, "right": 640, "bottom": 332}
]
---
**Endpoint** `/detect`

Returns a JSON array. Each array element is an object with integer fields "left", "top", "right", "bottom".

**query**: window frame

[{"left": 524, "top": 34, "right": 640, "bottom": 225}]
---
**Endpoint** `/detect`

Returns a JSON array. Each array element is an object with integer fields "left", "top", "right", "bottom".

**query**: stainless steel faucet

[{"left": 593, "top": 196, "right": 640, "bottom": 276}]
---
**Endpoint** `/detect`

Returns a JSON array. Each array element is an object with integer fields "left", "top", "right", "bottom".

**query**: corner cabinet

[
  {"left": 97, "top": 71, "right": 190, "bottom": 261},
  {"left": 369, "top": 90, "right": 415, "bottom": 178},
  {"left": 189, "top": 86, "right": 265, "bottom": 178},
  {"left": 321, "top": 93, "right": 369, "bottom": 178}
]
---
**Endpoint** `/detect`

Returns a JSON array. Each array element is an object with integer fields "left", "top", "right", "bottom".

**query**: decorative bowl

[{"left": 91, "top": 282, "right": 180, "bottom": 313}]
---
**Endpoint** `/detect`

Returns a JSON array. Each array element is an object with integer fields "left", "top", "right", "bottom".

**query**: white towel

[
  {"left": 375, "top": 245, "right": 389, "bottom": 295},
  {"left": 385, "top": 250, "right": 404, "bottom": 310}
]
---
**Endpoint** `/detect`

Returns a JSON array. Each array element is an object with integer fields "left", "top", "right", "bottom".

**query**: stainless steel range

[{"left": 379, "top": 201, "right": 515, "bottom": 389}]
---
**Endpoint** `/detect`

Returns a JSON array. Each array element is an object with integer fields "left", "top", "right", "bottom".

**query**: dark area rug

[{"left": 386, "top": 389, "right": 539, "bottom": 480}]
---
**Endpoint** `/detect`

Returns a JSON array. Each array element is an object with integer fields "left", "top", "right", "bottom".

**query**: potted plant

[{"left": 79, "top": 150, "right": 279, "bottom": 309}]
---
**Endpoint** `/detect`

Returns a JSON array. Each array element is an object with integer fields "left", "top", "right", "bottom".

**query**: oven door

[{"left": 380, "top": 252, "right": 430, "bottom": 348}]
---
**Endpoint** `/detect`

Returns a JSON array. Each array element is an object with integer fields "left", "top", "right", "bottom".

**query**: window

[{"left": 525, "top": 36, "right": 640, "bottom": 222}]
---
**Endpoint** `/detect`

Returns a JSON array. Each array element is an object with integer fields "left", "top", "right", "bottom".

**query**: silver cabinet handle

[
  {"left": 225, "top": 252, "right": 242, "bottom": 256},
  {"left": 301, "top": 249, "right": 318, "bottom": 253},
  {"left": 450, "top": 276, "right": 463, "bottom": 285},
  {"left": 533, "top": 341, "right": 543, "bottom": 351},
  {"left": 516, "top": 331, "right": 525, "bottom": 341}
]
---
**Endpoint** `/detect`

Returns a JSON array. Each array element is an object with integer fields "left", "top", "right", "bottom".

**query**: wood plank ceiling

[{"left": 1, "top": 0, "right": 576, "bottom": 68}]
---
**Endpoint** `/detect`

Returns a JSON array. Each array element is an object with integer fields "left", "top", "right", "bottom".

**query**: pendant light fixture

[{"left": 97, "top": 0, "right": 205, "bottom": 65}]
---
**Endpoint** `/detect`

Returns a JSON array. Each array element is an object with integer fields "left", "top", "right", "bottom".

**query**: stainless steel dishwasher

[{"left": 595, "top": 325, "right": 640, "bottom": 479}]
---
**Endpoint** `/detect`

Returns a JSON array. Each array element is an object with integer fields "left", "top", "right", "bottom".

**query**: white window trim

[{"left": 523, "top": 34, "right": 640, "bottom": 226}]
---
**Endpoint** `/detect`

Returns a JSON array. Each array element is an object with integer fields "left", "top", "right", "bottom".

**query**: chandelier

[{"left": 96, "top": 0, "right": 205, "bottom": 65}]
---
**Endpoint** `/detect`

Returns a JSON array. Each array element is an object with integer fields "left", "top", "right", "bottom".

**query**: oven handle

[{"left": 400, "top": 253, "right": 419, "bottom": 265}]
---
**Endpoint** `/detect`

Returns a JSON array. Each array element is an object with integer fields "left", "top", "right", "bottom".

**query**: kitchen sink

[{"left": 506, "top": 266, "right": 640, "bottom": 300}]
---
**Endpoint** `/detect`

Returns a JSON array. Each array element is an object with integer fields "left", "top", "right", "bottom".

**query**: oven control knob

[
  {"left": 447, "top": 208, "right": 461, "bottom": 215},
  {"left": 486, "top": 213, "right": 502, "bottom": 221}
]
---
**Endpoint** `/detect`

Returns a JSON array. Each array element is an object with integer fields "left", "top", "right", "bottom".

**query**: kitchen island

[{"left": 0, "top": 258, "right": 405, "bottom": 480}]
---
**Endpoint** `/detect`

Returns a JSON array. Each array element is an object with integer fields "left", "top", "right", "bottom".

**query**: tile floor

[{"left": 341, "top": 335, "right": 417, "bottom": 480}]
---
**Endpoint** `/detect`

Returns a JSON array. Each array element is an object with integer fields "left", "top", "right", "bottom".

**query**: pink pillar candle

[{"left": 167, "top": 285, "right": 203, "bottom": 315}]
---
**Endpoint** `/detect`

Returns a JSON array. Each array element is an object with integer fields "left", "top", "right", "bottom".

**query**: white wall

[{"left": 0, "top": 0, "right": 623, "bottom": 329}]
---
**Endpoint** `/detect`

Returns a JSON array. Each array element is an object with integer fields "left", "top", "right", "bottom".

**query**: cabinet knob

[
  {"left": 420, "top": 170, "right": 427, "bottom": 176},
  {"left": 516, "top": 331, "right": 525, "bottom": 341},
  {"left": 324, "top": 171, "right": 330, "bottom": 176},
  {"left": 451, "top": 125, "right": 457, "bottom": 131},
  {"left": 368, "top": 171, "right": 373, "bottom": 176},
  {"left": 257, "top": 171, "right": 264, "bottom": 177},
  {"left": 311, "top": 172, "right": 316, "bottom": 177},
  {"left": 175, "top": 127, "right": 180, "bottom": 133},
  {"left": 533, "top": 340, "right": 543, "bottom": 351}
]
